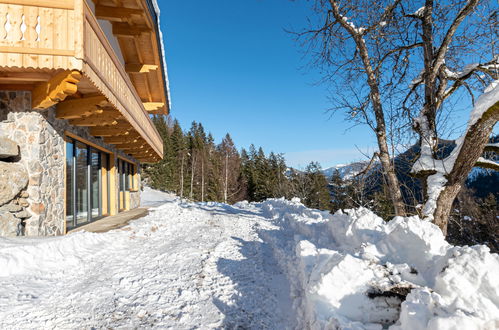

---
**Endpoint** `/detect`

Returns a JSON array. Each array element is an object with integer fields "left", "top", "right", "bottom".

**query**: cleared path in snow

[{"left": 0, "top": 194, "right": 295, "bottom": 329}]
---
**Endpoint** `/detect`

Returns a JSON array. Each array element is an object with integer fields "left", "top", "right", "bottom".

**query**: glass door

[
  {"left": 76, "top": 142, "right": 88, "bottom": 225},
  {"left": 90, "top": 149, "right": 101, "bottom": 219},
  {"left": 118, "top": 159, "right": 127, "bottom": 211},
  {"left": 66, "top": 141, "right": 75, "bottom": 230},
  {"left": 66, "top": 139, "right": 109, "bottom": 230}
]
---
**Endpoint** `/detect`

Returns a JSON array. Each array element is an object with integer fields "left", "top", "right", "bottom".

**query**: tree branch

[
  {"left": 430, "top": 0, "right": 480, "bottom": 80},
  {"left": 475, "top": 157, "right": 499, "bottom": 171}
]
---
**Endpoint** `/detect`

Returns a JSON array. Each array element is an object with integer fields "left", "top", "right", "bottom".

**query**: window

[
  {"left": 117, "top": 159, "right": 137, "bottom": 211},
  {"left": 66, "top": 138, "right": 110, "bottom": 230}
]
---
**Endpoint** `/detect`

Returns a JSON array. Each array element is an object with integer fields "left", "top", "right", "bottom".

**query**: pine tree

[
  {"left": 304, "top": 162, "right": 331, "bottom": 210},
  {"left": 330, "top": 169, "right": 353, "bottom": 212},
  {"left": 217, "top": 134, "right": 245, "bottom": 203}
]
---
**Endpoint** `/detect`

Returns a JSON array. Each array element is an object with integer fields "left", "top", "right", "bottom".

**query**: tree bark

[
  {"left": 329, "top": 0, "right": 406, "bottom": 216},
  {"left": 189, "top": 154, "right": 196, "bottom": 200},
  {"left": 224, "top": 153, "right": 228, "bottom": 204},
  {"left": 201, "top": 159, "right": 205, "bottom": 202},
  {"left": 432, "top": 101, "right": 499, "bottom": 235},
  {"left": 180, "top": 152, "right": 185, "bottom": 198}
]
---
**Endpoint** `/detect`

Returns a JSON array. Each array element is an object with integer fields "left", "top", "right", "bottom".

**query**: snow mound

[
  {"left": 237, "top": 198, "right": 499, "bottom": 329},
  {"left": 0, "top": 192, "right": 497, "bottom": 329}
]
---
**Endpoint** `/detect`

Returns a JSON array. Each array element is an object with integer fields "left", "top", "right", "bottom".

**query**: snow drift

[
  {"left": 0, "top": 190, "right": 497, "bottom": 329},
  {"left": 237, "top": 198, "right": 499, "bottom": 329}
]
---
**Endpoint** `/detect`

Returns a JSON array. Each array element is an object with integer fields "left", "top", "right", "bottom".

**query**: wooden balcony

[{"left": 0, "top": 0, "right": 164, "bottom": 162}]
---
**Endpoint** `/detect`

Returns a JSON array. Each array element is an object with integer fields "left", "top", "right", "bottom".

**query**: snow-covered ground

[{"left": 0, "top": 189, "right": 497, "bottom": 329}]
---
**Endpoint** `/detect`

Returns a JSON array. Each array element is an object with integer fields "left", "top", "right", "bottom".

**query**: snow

[
  {"left": 140, "top": 186, "right": 176, "bottom": 207},
  {"left": 476, "top": 156, "right": 498, "bottom": 168},
  {"left": 414, "top": 6, "right": 426, "bottom": 17},
  {"left": 340, "top": 15, "right": 365, "bottom": 34},
  {"left": 0, "top": 191, "right": 498, "bottom": 329},
  {"left": 469, "top": 79, "right": 499, "bottom": 127},
  {"left": 444, "top": 63, "right": 479, "bottom": 79},
  {"left": 412, "top": 79, "right": 499, "bottom": 220},
  {"left": 322, "top": 161, "right": 370, "bottom": 180}
]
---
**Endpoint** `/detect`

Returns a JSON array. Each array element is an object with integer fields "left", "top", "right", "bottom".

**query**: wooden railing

[
  {"left": 0, "top": 1, "right": 83, "bottom": 69},
  {"left": 82, "top": 2, "right": 163, "bottom": 158}
]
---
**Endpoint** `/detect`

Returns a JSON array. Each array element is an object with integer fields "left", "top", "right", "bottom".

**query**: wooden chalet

[{"left": 0, "top": 0, "right": 170, "bottom": 235}]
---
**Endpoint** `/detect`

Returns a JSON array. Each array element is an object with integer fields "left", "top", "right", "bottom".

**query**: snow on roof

[{"left": 150, "top": 0, "right": 172, "bottom": 111}]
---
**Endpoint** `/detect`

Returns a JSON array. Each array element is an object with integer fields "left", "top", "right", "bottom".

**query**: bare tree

[
  {"left": 403, "top": 0, "right": 498, "bottom": 234},
  {"left": 299, "top": 0, "right": 417, "bottom": 216},
  {"left": 302, "top": 0, "right": 498, "bottom": 234}
]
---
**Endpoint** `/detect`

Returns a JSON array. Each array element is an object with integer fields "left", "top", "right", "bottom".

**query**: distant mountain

[{"left": 322, "top": 161, "right": 371, "bottom": 180}]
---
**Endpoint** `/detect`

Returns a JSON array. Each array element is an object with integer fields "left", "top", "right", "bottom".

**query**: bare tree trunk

[
  {"left": 180, "top": 152, "right": 185, "bottom": 198},
  {"left": 223, "top": 153, "right": 228, "bottom": 204},
  {"left": 431, "top": 101, "right": 498, "bottom": 234},
  {"left": 201, "top": 159, "right": 205, "bottom": 202},
  {"left": 329, "top": 0, "right": 406, "bottom": 216},
  {"left": 411, "top": 0, "right": 487, "bottom": 234},
  {"left": 190, "top": 154, "right": 196, "bottom": 200}
]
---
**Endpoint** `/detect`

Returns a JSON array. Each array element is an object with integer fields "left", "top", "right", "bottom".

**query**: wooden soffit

[{"left": 91, "top": 0, "right": 170, "bottom": 115}]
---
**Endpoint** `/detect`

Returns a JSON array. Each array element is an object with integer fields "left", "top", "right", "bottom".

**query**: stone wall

[
  {"left": 0, "top": 91, "right": 142, "bottom": 236},
  {"left": 0, "top": 136, "right": 30, "bottom": 236}
]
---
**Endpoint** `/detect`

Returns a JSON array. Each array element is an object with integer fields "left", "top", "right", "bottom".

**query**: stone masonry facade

[{"left": 0, "top": 91, "right": 141, "bottom": 236}]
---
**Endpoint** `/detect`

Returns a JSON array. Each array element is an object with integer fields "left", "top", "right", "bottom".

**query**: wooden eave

[{"left": 92, "top": 0, "right": 170, "bottom": 116}]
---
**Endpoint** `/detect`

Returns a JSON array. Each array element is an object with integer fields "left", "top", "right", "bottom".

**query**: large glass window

[
  {"left": 66, "top": 139, "right": 109, "bottom": 230},
  {"left": 66, "top": 141, "right": 74, "bottom": 229}
]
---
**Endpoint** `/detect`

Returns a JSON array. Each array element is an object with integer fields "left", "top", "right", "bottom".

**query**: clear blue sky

[{"left": 158, "top": 1, "right": 384, "bottom": 169}]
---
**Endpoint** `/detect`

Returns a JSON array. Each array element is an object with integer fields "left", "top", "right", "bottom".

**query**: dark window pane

[
  {"left": 90, "top": 150, "right": 100, "bottom": 218},
  {"left": 125, "top": 162, "right": 130, "bottom": 190},
  {"left": 76, "top": 143, "right": 88, "bottom": 225},
  {"left": 66, "top": 141, "right": 74, "bottom": 229}
]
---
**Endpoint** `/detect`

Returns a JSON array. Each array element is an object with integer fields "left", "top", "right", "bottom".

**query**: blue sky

[{"left": 158, "top": 1, "right": 389, "bottom": 169}]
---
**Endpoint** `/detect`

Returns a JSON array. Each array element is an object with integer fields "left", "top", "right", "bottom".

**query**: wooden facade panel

[{"left": 0, "top": 1, "right": 81, "bottom": 70}]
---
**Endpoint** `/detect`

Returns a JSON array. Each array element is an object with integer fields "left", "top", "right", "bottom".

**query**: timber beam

[
  {"left": 0, "top": 72, "right": 52, "bottom": 82},
  {"left": 118, "top": 143, "right": 147, "bottom": 151},
  {"left": 143, "top": 102, "right": 164, "bottom": 112},
  {"left": 104, "top": 136, "right": 140, "bottom": 144},
  {"left": 125, "top": 63, "right": 158, "bottom": 73},
  {"left": 32, "top": 70, "right": 82, "bottom": 109},
  {"left": 69, "top": 115, "right": 119, "bottom": 127},
  {"left": 112, "top": 23, "right": 151, "bottom": 36},
  {"left": 90, "top": 126, "right": 132, "bottom": 137},
  {"left": 131, "top": 150, "right": 153, "bottom": 157},
  {"left": 95, "top": 5, "right": 143, "bottom": 21},
  {"left": 56, "top": 96, "right": 109, "bottom": 119}
]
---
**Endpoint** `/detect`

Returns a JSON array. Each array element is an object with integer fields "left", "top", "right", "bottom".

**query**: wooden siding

[{"left": 0, "top": 1, "right": 83, "bottom": 69}]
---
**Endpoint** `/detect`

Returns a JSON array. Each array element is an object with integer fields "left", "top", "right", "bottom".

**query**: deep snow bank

[
  {"left": 237, "top": 198, "right": 499, "bottom": 330},
  {"left": 0, "top": 192, "right": 497, "bottom": 329}
]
